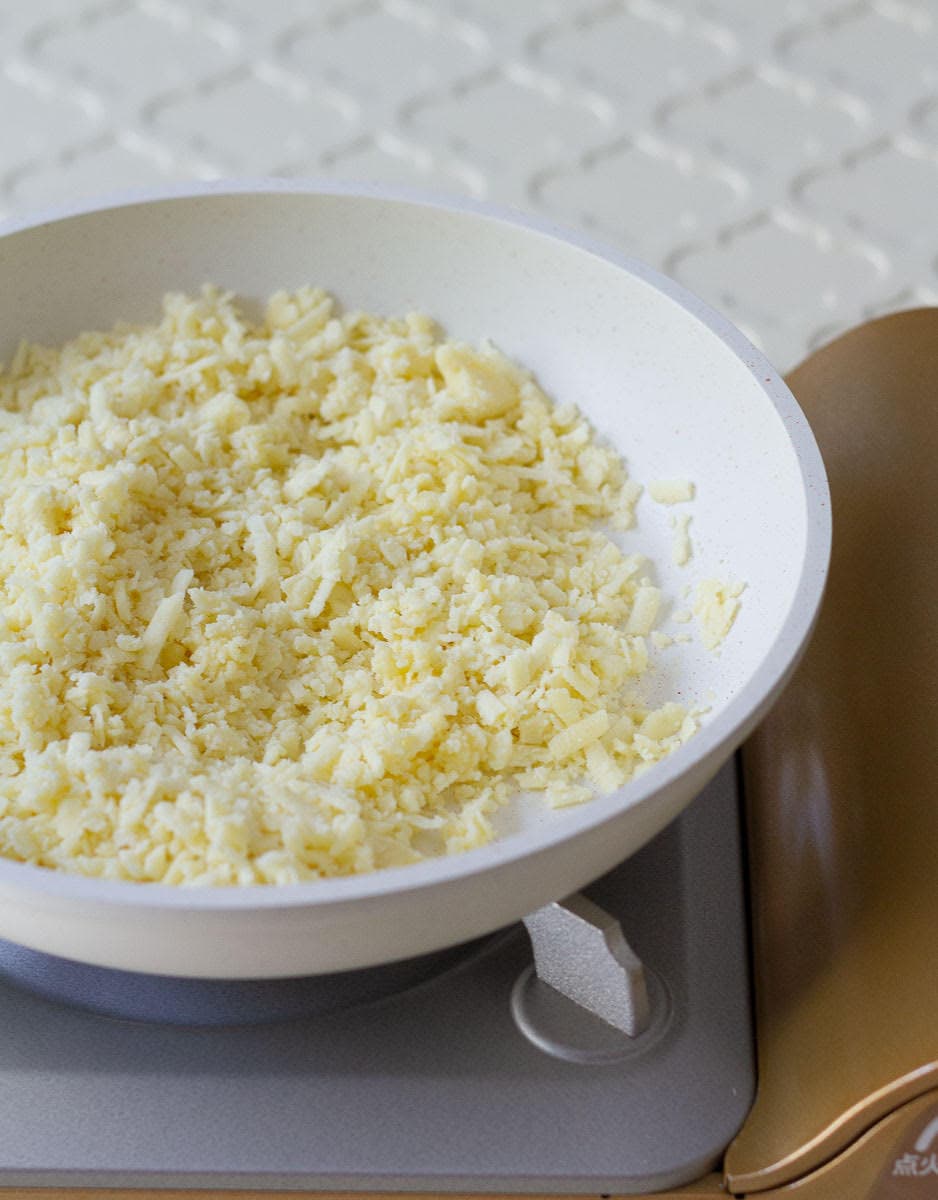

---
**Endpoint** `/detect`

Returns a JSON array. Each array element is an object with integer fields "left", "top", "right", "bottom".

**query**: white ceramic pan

[{"left": 0, "top": 183, "right": 829, "bottom": 978}]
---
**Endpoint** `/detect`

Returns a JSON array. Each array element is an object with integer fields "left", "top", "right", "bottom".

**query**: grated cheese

[
  {"left": 671, "top": 512, "right": 693, "bottom": 566},
  {"left": 625, "top": 584, "right": 661, "bottom": 636},
  {"left": 694, "top": 579, "right": 746, "bottom": 650},
  {"left": 648, "top": 478, "right": 694, "bottom": 505},
  {"left": 0, "top": 287, "right": 697, "bottom": 885}
]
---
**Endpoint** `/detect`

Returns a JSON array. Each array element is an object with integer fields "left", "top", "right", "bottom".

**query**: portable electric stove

[{"left": 3, "top": 316, "right": 938, "bottom": 1199}]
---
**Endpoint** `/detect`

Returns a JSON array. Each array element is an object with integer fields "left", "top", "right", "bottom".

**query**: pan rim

[{"left": 0, "top": 178, "right": 832, "bottom": 912}]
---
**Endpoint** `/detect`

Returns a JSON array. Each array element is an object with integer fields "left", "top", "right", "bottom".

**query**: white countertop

[{"left": 1, "top": 0, "right": 935, "bottom": 370}]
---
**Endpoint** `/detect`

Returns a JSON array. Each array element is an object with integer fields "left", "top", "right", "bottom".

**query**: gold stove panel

[{"left": 726, "top": 310, "right": 938, "bottom": 1193}]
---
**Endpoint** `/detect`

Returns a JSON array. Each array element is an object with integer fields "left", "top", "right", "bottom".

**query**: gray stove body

[{"left": 0, "top": 760, "right": 752, "bottom": 1195}]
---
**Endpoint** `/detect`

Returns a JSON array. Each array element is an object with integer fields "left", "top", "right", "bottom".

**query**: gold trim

[
  {"left": 0, "top": 1175, "right": 728, "bottom": 1198},
  {"left": 747, "top": 1090, "right": 938, "bottom": 1197}
]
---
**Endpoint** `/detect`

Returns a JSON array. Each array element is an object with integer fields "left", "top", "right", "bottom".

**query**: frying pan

[{"left": 0, "top": 182, "right": 829, "bottom": 977}]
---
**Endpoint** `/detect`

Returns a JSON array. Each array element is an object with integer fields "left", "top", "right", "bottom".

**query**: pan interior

[{"left": 0, "top": 189, "right": 809, "bottom": 854}]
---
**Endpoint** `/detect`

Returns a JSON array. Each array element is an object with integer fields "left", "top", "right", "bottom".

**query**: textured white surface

[{"left": 0, "top": 0, "right": 935, "bottom": 368}]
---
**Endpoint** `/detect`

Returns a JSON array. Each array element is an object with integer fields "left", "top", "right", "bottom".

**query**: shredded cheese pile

[{"left": 0, "top": 287, "right": 696, "bottom": 885}]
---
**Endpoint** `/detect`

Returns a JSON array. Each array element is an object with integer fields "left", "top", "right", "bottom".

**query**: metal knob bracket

[{"left": 522, "top": 893, "right": 651, "bottom": 1038}]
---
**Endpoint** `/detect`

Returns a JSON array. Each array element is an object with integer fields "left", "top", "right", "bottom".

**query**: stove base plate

[{"left": 0, "top": 760, "right": 752, "bottom": 1195}]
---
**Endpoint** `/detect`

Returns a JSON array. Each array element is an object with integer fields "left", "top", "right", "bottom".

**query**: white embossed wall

[{"left": 0, "top": 0, "right": 935, "bottom": 368}]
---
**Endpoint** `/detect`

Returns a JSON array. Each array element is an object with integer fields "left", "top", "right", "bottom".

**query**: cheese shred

[{"left": 0, "top": 287, "right": 695, "bottom": 885}]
